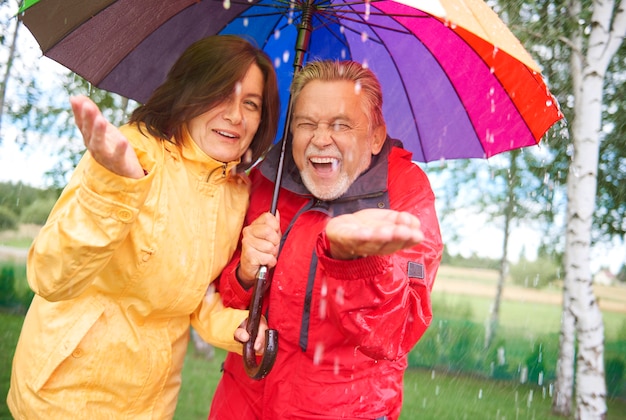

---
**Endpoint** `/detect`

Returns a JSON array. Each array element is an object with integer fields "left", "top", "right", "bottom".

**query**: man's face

[{"left": 291, "top": 80, "right": 386, "bottom": 200}]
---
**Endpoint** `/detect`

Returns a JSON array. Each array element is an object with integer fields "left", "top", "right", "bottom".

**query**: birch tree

[{"left": 555, "top": 1, "right": 626, "bottom": 417}]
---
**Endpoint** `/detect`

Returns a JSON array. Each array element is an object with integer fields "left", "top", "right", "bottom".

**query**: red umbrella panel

[{"left": 19, "top": 0, "right": 563, "bottom": 162}]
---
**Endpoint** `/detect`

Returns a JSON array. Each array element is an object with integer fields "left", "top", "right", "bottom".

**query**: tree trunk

[
  {"left": 485, "top": 151, "right": 517, "bottom": 350},
  {"left": 0, "top": 10, "right": 20, "bottom": 138},
  {"left": 552, "top": 286, "right": 576, "bottom": 416},
  {"left": 553, "top": 0, "right": 626, "bottom": 417}
]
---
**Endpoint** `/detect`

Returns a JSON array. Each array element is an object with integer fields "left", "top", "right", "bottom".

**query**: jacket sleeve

[
  {"left": 27, "top": 129, "right": 156, "bottom": 301},
  {"left": 316, "top": 160, "right": 442, "bottom": 361},
  {"left": 190, "top": 285, "right": 248, "bottom": 354},
  {"left": 216, "top": 249, "right": 254, "bottom": 309}
]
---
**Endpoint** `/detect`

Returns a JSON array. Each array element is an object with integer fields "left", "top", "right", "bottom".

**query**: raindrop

[
  {"left": 489, "top": 87, "right": 495, "bottom": 96},
  {"left": 361, "top": 59, "right": 369, "bottom": 69},
  {"left": 234, "top": 82, "right": 242, "bottom": 96},
  {"left": 243, "top": 17, "right": 249, "bottom": 27},
  {"left": 283, "top": 50, "right": 290, "bottom": 63},
  {"left": 491, "top": 99, "right": 496, "bottom": 113},
  {"left": 485, "top": 130, "right": 494, "bottom": 144},
  {"left": 334, "top": 356, "right": 340, "bottom": 375},
  {"left": 335, "top": 286, "right": 345, "bottom": 305},
  {"left": 431, "top": 370, "right": 436, "bottom": 379},
  {"left": 492, "top": 46, "right": 499, "bottom": 58},
  {"left": 520, "top": 366, "right": 528, "bottom": 384},
  {"left": 527, "top": 389, "right": 534, "bottom": 407},
  {"left": 354, "top": 81, "right": 362, "bottom": 95},
  {"left": 497, "top": 346, "right": 506, "bottom": 365},
  {"left": 340, "top": 26, "right": 345, "bottom": 34},
  {"left": 546, "top": 99, "right": 553, "bottom": 107},
  {"left": 341, "top": 49, "right": 347, "bottom": 59},
  {"left": 490, "top": 66, "right": 495, "bottom": 74},
  {"left": 313, "top": 342, "right": 324, "bottom": 365},
  {"left": 319, "top": 297, "right": 327, "bottom": 319},
  {"left": 360, "top": 31, "right": 368, "bottom": 43},
  {"left": 274, "top": 29, "right": 281, "bottom": 40},
  {"left": 435, "top": 385, "right": 440, "bottom": 396},
  {"left": 364, "top": 0, "right": 371, "bottom": 21},
  {"left": 274, "top": 57, "right": 281, "bottom": 68},
  {"left": 223, "top": 0, "right": 231, "bottom": 10},
  {"left": 538, "top": 371, "right": 544, "bottom": 386},
  {"left": 242, "top": 149, "right": 253, "bottom": 164},
  {"left": 478, "top": 389, "right": 483, "bottom": 399}
]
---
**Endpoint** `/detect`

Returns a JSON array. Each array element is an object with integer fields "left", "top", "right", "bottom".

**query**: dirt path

[{"left": 0, "top": 245, "right": 28, "bottom": 262}]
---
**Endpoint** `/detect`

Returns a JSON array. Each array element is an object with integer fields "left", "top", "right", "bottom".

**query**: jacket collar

[{"left": 259, "top": 136, "right": 401, "bottom": 200}]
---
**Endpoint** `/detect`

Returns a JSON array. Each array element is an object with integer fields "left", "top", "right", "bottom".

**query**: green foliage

[
  {"left": 509, "top": 256, "right": 561, "bottom": 288},
  {"left": 0, "top": 181, "right": 60, "bottom": 232},
  {"left": 0, "top": 263, "right": 16, "bottom": 304},
  {"left": 19, "top": 197, "right": 55, "bottom": 224},
  {"left": 0, "top": 205, "right": 18, "bottom": 231},
  {"left": 440, "top": 248, "right": 501, "bottom": 270},
  {"left": 0, "top": 261, "right": 32, "bottom": 312},
  {"left": 0, "top": 181, "right": 59, "bottom": 218},
  {"left": 606, "top": 358, "right": 624, "bottom": 399}
]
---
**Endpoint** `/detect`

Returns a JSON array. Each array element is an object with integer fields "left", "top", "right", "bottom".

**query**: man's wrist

[{"left": 235, "top": 264, "right": 254, "bottom": 290}]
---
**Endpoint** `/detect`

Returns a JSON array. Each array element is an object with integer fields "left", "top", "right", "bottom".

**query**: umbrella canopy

[{"left": 19, "top": 0, "right": 563, "bottom": 163}]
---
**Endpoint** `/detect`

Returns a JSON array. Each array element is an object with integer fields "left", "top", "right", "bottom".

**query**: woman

[{"left": 7, "top": 35, "right": 279, "bottom": 419}]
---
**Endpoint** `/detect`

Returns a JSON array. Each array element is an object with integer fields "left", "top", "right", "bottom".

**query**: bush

[
  {"left": 0, "top": 262, "right": 33, "bottom": 313},
  {"left": 509, "top": 256, "right": 561, "bottom": 288},
  {"left": 20, "top": 198, "right": 56, "bottom": 225},
  {"left": 606, "top": 358, "right": 625, "bottom": 398},
  {"left": 0, "top": 205, "right": 19, "bottom": 232},
  {"left": 0, "top": 264, "right": 17, "bottom": 305}
]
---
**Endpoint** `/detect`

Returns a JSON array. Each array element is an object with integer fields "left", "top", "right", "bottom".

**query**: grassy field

[
  {"left": 1, "top": 231, "right": 625, "bottom": 418},
  {"left": 2, "top": 314, "right": 623, "bottom": 420}
]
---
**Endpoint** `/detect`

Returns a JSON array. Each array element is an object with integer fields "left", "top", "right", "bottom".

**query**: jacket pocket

[{"left": 30, "top": 296, "right": 105, "bottom": 392}]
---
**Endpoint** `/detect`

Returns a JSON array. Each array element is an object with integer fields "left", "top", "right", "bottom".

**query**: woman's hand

[
  {"left": 234, "top": 316, "right": 269, "bottom": 355},
  {"left": 70, "top": 95, "right": 145, "bottom": 179}
]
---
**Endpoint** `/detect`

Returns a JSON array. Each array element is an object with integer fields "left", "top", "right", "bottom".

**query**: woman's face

[{"left": 188, "top": 63, "right": 264, "bottom": 163}]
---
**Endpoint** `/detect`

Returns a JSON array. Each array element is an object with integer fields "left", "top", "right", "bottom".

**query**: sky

[{"left": 1, "top": 5, "right": 624, "bottom": 275}]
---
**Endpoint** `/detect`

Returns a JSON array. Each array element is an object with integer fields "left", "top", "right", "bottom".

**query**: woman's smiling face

[{"left": 188, "top": 63, "right": 264, "bottom": 163}]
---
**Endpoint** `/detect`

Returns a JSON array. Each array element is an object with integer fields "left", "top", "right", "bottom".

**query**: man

[{"left": 211, "top": 60, "right": 443, "bottom": 420}]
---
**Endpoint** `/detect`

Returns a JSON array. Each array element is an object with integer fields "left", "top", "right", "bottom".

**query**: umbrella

[{"left": 18, "top": 0, "right": 564, "bottom": 379}]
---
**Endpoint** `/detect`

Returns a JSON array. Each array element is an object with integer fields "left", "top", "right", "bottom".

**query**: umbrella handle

[{"left": 243, "top": 266, "right": 278, "bottom": 380}]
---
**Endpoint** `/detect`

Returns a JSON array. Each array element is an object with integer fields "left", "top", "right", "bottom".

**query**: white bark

[
  {"left": 553, "top": 293, "right": 576, "bottom": 416},
  {"left": 557, "top": 0, "right": 626, "bottom": 418}
]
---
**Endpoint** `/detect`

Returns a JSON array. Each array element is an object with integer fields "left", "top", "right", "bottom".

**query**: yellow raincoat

[{"left": 8, "top": 124, "right": 250, "bottom": 419}]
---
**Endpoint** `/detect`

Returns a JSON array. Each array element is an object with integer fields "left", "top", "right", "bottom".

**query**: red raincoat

[{"left": 210, "top": 139, "right": 442, "bottom": 420}]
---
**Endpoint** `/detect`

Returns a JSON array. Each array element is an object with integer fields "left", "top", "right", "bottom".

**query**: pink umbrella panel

[{"left": 19, "top": 0, "right": 564, "bottom": 163}]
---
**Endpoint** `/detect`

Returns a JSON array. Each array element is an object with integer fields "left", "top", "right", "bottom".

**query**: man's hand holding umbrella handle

[
  {"left": 326, "top": 208, "right": 424, "bottom": 260},
  {"left": 236, "top": 211, "right": 281, "bottom": 379},
  {"left": 70, "top": 95, "right": 145, "bottom": 180},
  {"left": 236, "top": 211, "right": 281, "bottom": 288}
]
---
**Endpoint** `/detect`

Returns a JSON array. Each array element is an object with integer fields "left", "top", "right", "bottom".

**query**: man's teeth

[{"left": 310, "top": 157, "right": 337, "bottom": 164}]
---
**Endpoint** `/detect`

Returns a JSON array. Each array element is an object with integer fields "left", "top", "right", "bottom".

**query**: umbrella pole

[{"left": 243, "top": 1, "right": 314, "bottom": 379}]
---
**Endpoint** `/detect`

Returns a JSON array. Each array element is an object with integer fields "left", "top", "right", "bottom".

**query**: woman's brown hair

[{"left": 129, "top": 35, "right": 280, "bottom": 171}]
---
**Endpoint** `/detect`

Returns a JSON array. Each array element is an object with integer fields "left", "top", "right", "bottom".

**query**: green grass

[
  {"left": 0, "top": 237, "right": 33, "bottom": 248},
  {"left": 2, "top": 312, "right": 625, "bottom": 419},
  {"left": 0, "top": 313, "right": 24, "bottom": 419},
  {"left": 432, "top": 292, "right": 626, "bottom": 341}
]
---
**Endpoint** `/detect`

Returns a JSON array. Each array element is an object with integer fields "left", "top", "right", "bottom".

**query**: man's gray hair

[{"left": 290, "top": 60, "right": 385, "bottom": 130}]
